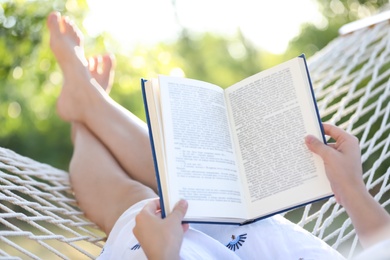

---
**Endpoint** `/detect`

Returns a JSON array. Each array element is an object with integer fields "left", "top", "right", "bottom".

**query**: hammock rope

[
  {"left": 0, "top": 148, "right": 105, "bottom": 259},
  {"left": 1, "top": 11, "right": 390, "bottom": 259}
]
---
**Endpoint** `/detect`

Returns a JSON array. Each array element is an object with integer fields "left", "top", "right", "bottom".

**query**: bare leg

[
  {"left": 70, "top": 123, "right": 157, "bottom": 234},
  {"left": 47, "top": 12, "right": 158, "bottom": 234},
  {"left": 47, "top": 12, "right": 157, "bottom": 192},
  {"left": 70, "top": 54, "right": 115, "bottom": 141}
]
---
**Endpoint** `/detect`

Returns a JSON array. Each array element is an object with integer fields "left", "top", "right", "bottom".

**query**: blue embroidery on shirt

[
  {"left": 131, "top": 243, "right": 141, "bottom": 250},
  {"left": 226, "top": 233, "right": 247, "bottom": 251}
]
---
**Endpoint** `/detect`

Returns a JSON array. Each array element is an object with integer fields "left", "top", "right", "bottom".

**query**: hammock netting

[{"left": 1, "top": 12, "right": 390, "bottom": 259}]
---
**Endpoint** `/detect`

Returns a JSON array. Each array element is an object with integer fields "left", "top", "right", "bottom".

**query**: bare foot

[
  {"left": 47, "top": 12, "right": 105, "bottom": 122},
  {"left": 88, "top": 54, "right": 116, "bottom": 93}
]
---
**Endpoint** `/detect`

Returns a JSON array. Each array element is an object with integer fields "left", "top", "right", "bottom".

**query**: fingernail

[
  {"left": 305, "top": 135, "right": 316, "bottom": 144},
  {"left": 178, "top": 199, "right": 188, "bottom": 208}
]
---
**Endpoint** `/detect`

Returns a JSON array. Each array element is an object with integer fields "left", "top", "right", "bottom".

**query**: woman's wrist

[{"left": 334, "top": 178, "right": 367, "bottom": 208}]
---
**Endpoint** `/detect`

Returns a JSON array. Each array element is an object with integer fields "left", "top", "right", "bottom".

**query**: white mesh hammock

[{"left": 1, "top": 12, "right": 390, "bottom": 259}]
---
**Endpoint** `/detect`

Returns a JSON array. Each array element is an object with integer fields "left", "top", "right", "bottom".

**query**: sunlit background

[
  {"left": 85, "top": 0, "right": 321, "bottom": 55},
  {"left": 0, "top": 0, "right": 388, "bottom": 169}
]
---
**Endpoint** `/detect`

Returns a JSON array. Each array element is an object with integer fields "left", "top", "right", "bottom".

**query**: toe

[
  {"left": 88, "top": 57, "right": 98, "bottom": 73},
  {"left": 102, "top": 54, "right": 115, "bottom": 72},
  {"left": 47, "top": 12, "right": 62, "bottom": 36},
  {"left": 96, "top": 55, "right": 103, "bottom": 74},
  {"left": 62, "top": 16, "right": 83, "bottom": 45}
]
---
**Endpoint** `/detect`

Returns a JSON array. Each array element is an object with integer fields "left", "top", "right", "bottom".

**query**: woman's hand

[
  {"left": 305, "top": 123, "right": 390, "bottom": 248},
  {"left": 305, "top": 123, "right": 365, "bottom": 205},
  {"left": 133, "top": 199, "right": 189, "bottom": 260}
]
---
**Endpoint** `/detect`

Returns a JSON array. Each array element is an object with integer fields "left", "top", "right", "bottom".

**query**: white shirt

[{"left": 98, "top": 199, "right": 346, "bottom": 259}]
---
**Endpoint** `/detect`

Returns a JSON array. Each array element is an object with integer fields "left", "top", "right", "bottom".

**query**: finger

[
  {"left": 323, "top": 124, "right": 360, "bottom": 150},
  {"left": 168, "top": 199, "right": 188, "bottom": 223},
  {"left": 182, "top": 223, "right": 190, "bottom": 232},
  {"left": 141, "top": 198, "right": 161, "bottom": 215},
  {"left": 305, "top": 134, "right": 332, "bottom": 158},
  {"left": 322, "top": 124, "right": 349, "bottom": 142}
]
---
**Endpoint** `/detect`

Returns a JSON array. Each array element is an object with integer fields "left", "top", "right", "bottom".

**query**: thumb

[
  {"left": 305, "top": 134, "right": 331, "bottom": 158},
  {"left": 168, "top": 199, "right": 188, "bottom": 223}
]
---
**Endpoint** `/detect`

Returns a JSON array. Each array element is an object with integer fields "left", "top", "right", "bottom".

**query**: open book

[{"left": 141, "top": 55, "right": 333, "bottom": 225}]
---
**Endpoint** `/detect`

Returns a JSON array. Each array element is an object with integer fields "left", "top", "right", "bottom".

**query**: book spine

[
  {"left": 299, "top": 54, "right": 327, "bottom": 144},
  {"left": 140, "top": 79, "right": 167, "bottom": 218}
]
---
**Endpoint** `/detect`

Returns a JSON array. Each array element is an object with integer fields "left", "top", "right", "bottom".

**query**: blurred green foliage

[
  {"left": 0, "top": 0, "right": 387, "bottom": 170},
  {"left": 287, "top": 0, "right": 389, "bottom": 56},
  {"left": 0, "top": 0, "right": 88, "bottom": 169}
]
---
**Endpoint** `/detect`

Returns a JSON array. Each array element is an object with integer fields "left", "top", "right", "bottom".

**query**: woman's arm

[{"left": 305, "top": 123, "right": 390, "bottom": 248}]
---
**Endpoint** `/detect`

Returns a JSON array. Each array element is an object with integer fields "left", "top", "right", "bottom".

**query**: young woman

[{"left": 47, "top": 12, "right": 389, "bottom": 259}]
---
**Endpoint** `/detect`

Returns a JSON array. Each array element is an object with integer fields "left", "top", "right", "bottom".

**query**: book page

[
  {"left": 225, "top": 57, "right": 332, "bottom": 219},
  {"left": 158, "top": 75, "right": 246, "bottom": 220}
]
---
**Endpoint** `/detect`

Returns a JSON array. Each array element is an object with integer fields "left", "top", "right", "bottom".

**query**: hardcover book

[{"left": 141, "top": 55, "right": 333, "bottom": 225}]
